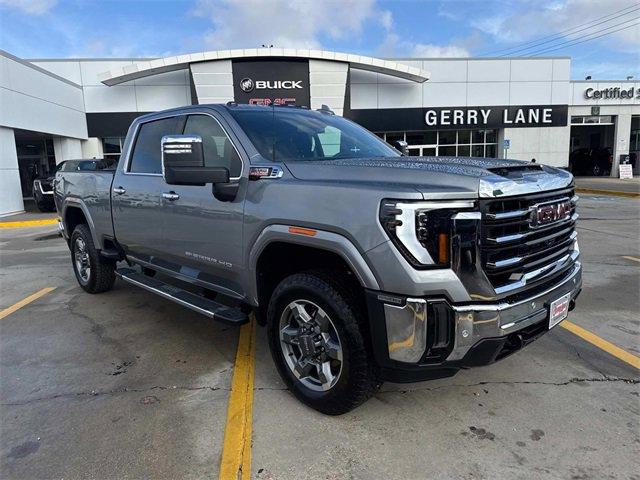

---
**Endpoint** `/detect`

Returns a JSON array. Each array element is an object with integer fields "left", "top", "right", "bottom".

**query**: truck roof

[{"left": 134, "top": 103, "right": 327, "bottom": 124}]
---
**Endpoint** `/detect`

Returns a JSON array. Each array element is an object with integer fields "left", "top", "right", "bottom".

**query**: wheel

[
  {"left": 267, "top": 271, "right": 379, "bottom": 415},
  {"left": 36, "top": 201, "right": 54, "bottom": 212},
  {"left": 70, "top": 224, "right": 116, "bottom": 293},
  {"left": 591, "top": 163, "right": 603, "bottom": 176}
]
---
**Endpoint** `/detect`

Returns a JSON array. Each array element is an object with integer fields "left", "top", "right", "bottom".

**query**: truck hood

[{"left": 284, "top": 156, "right": 574, "bottom": 199}]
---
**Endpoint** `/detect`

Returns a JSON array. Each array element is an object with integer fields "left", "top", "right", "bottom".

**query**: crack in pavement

[
  {"left": 5, "top": 378, "right": 639, "bottom": 405},
  {"left": 1, "top": 384, "right": 228, "bottom": 406},
  {"left": 576, "top": 226, "right": 639, "bottom": 240},
  {"left": 377, "top": 377, "right": 639, "bottom": 394}
]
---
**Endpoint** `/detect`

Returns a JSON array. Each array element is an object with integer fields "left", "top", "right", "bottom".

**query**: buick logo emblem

[{"left": 240, "top": 78, "right": 254, "bottom": 93}]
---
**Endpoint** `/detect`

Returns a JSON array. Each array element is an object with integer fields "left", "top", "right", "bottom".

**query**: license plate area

[{"left": 549, "top": 292, "right": 571, "bottom": 329}]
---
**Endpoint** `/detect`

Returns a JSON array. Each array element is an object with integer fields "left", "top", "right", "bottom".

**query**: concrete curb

[
  {"left": 0, "top": 219, "right": 59, "bottom": 228},
  {"left": 575, "top": 188, "right": 640, "bottom": 199}
]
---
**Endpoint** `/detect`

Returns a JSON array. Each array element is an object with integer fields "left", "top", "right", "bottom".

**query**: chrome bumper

[
  {"left": 383, "top": 261, "right": 582, "bottom": 364},
  {"left": 447, "top": 261, "right": 582, "bottom": 361}
]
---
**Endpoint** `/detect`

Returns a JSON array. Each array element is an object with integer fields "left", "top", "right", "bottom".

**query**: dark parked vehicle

[
  {"left": 569, "top": 147, "right": 613, "bottom": 176},
  {"left": 55, "top": 104, "right": 582, "bottom": 414},
  {"left": 33, "top": 174, "right": 56, "bottom": 212}
]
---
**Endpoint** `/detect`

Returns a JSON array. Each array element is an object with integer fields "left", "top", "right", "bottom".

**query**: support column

[
  {"left": 81, "top": 138, "right": 104, "bottom": 159},
  {"left": 53, "top": 137, "right": 83, "bottom": 164},
  {"left": 309, "top": 60, "right": 348, "bottom": 117},
  {"left": 0, "top": 127, "right": 25, "bottom": 216},
  {"left": 612, "top": 113, "right": 632, "bottom": 177}
]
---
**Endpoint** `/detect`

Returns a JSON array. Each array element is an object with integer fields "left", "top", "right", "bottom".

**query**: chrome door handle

[
  {"left": 162, "top": 192, "right": 180, "bottom": 201},
  {"left": 113, "top": 186, "right": 126, "bottom": 195}
]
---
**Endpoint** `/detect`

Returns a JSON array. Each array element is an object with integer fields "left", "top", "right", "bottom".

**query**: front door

[
  {"left": 112, "top": 115, "right": 183, "bottom": 260},
  {"left": 160, "top": 112, "right": 247, "bottom": 299}
]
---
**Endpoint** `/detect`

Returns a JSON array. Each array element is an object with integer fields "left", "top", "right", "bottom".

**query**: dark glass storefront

[
  {"left": 375, "top": 129, "right": 498, "bottom": 158},
  {"left": 14, "top": 130, "right": 56, "bottom": 198}
]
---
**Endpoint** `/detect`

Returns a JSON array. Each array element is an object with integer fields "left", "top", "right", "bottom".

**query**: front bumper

[{"left": 367, "top": 261, "right": 582, "bottom": 383}]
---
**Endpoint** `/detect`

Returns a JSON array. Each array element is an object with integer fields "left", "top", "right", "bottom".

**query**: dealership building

[{"left": 1, "top": 47, "right": 639, "bottom": 216}]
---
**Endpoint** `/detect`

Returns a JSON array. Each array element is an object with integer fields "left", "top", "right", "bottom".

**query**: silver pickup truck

[{"left": 55, "top": 103, "right": 582, "bottom": 414}]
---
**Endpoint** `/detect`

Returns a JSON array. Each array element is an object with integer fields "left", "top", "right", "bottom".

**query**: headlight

[{"left": 380, "top": 200, "right": 476, "bottom": 268}]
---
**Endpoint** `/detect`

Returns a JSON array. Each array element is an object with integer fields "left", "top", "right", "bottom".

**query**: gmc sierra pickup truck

[{"left": 55, "top": 104, "right": 582, "bottom": 415}]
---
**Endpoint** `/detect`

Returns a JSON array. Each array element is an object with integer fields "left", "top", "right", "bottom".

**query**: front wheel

[
  {"left": 267, "top": 271, "right": 379, "bottom": 415},
  {"left": 70, "top": 224, "right": 116, "bottom": 293}
]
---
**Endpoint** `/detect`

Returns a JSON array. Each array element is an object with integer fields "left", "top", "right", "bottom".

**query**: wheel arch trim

[
  {"left": 61, "top": 198, "right": 100, "bottom": 248},
  {"left": 247, "top": 224, "right": 381, "bottom": 305}
]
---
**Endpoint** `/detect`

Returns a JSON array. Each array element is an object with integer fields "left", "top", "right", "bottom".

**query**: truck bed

[{"left": 56, "top": 168, "right": 116, "bottom": 247}]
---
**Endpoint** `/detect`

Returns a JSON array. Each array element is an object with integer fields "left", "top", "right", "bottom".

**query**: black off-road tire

[
  {"left": 267, "top": 270, "right": 380, "bottom": 415},
  {"left": 36, "top": 201, "right": 55, "bottom": 213},
  {"left": 70, "top": 224, "right": 116, "bottom": 294}
]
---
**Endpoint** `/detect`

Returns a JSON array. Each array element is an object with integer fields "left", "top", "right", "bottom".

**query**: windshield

[{"left": 229, "top": 107, "right": 401, "bottom": 162}]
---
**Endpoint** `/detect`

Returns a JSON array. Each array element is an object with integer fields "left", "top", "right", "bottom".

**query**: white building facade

[{"left": 1, "top": 48, "right": 638, "bottom": 216}]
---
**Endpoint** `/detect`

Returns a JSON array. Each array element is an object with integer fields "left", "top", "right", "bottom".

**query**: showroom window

[
  {"left": 376, "top": 130, "right": 498, "bottom": 158},
  {"left": 103, "top": 137, "right": 126, "bottom": 159},
  {"left": 570, "top": 116, "right": 614, "bottom": 125}
]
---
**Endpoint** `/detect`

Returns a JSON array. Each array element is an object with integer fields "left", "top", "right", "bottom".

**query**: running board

[{"left": 115, "top": 268, "right": 248, "bottom": 325}]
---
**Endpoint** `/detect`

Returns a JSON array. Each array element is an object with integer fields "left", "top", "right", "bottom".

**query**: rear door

[
  {"left": 111, "top": 115, "right": 183, "bottom": 260},
  {"left": 160, "top": 112, "right": 247, "bottom": 298}
]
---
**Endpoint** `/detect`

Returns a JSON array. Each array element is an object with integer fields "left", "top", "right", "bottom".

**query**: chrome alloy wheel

[
  {"left": 74, "top": 237, "right": 91, "bottom": 283},
  {"left": 279, "top": 299, "right": 343, "bottom": 392}
]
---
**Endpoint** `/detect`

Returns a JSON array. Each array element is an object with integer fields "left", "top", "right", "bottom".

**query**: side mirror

[
  {"left": 394, "top": 140, "right": 408, "bottom": 156},
  {"left": 161, "top": 135, "right": 229, "bottom": 186}
]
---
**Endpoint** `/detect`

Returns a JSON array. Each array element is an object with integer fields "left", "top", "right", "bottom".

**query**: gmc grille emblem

[{"left": 530, "top": 200, "right": 572, "bottom": 228}]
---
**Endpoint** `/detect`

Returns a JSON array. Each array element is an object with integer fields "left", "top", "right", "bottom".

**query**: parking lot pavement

[
  {"left": 1, "top": 227, "right": 238, "bottom": 479},
  {"left": 1, "top": 194, "right": 639, "bottom": 480}
]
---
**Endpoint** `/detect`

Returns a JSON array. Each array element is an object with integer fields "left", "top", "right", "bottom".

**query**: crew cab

[{"left": 55, "top": 104, "right": 582, "bottom": 414}]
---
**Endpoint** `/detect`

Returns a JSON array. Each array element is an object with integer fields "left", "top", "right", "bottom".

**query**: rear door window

[
  {"left": 129, "top": 117, "right": 182, "bottom": 174},
  {"left": 183, "top": 114, "right": 242, "bottom": 178}
]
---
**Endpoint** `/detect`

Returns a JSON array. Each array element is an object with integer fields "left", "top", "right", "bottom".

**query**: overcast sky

[{"left": 0, "top": 0, "right": 638, "bottom": 80}]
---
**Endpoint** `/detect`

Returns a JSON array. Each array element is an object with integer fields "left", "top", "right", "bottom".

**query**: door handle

[
  {"left": 113, "top": 186, "right": 126, "bottom": 195},
  {"left": 162, "top": 192, "right": 180, "bottom": 201}
]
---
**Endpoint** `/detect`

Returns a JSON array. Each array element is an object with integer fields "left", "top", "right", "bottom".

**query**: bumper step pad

[{"left": 115, "top": 267, "right": 248, "bottom": 325}]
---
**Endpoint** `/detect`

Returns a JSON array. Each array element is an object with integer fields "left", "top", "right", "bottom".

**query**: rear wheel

[
  {"left": 70, "top": 224, "right": 116, "bottom": 293},
  {"left": 591, "top": 163, "right": 603, "bottom": 176},
  {"left": 267, "top": 271, "right": 379, "bottom": 415}
]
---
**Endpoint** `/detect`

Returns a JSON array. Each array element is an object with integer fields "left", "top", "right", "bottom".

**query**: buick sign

[{"left": 232, "top": 59, "right": 311, "bottom": 107}]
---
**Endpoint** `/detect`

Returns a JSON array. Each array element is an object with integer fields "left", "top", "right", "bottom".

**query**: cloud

[
  {"left": 376, "top": 26, "right": 470, "bottom": 58},
  {"left": 0, "top": 0, "right": 57, "bottom": 15},
  {"left": 379, "top": 9, "right": 393, "bottom": 31},
  {"left": 471, "top": 0, "right": 640, "bottom": 53},
  {"left": 192, "top": 0, "right": 379, "bottom": 50},
  {"left": 411, "top": 43, "right": 470, "bottom": 57}
]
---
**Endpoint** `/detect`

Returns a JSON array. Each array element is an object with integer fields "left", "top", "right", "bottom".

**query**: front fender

[{"left": 245, "top": 224, "right": 381, "bottom": 305}]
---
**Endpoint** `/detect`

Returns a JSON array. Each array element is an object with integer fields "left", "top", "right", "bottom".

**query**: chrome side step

[{"left": 115, "top": 268, "right": 248, "bottom": 325}]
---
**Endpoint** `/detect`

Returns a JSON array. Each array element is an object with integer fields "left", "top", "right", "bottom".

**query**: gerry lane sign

[
  {"left": 424, "top": 105, "right": 568, "bottom": 129},
  {"left": 349, "top": 105, "right": 569, "bottom": 131}
]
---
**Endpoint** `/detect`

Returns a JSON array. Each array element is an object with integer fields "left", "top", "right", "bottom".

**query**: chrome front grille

[{"left": 479, "top": 187, "right": 578, "bottom": 294}]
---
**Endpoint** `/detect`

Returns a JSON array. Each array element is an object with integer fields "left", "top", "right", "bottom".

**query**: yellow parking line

[
  {"left": 219, "top": 316, "right": 256, "bottom": 480},
  {"left": 622, "top": 256, "right": 640, "bottom": 264},
  {"left": 561, "top": 320, "right": 640, "bottom": 370},
  {"left": 0, "top": 219, "right": 58, "bottom": 228},
  {"left": 0, "top": 287, "right": 56, "bottom": 320}
]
